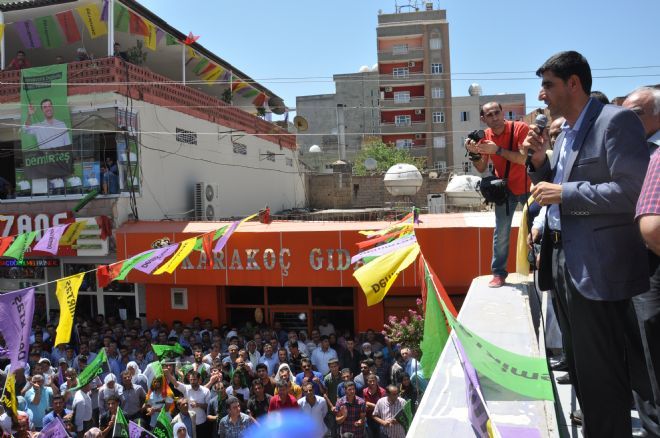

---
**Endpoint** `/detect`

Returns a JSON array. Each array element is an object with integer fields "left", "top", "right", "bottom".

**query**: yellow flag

[
  {"left": 144, "top": 20, "right": 157, "bottom": 51},
  {"left": 0, "top": 24, "right": 5, "bottom": 42},
  {"left": 354, "top": 243, "right": 420, "bottom": 306},
  {"left": 54, "top": 272, "right": 85, "bottom": 346},
  {"left": 76, "top": 4, "right": 108, "bottom": 39},
  {"left": 186, "top": 46, "right": 198, "bottom": 60},
  {"left": 202, "top": 66, "right": 222, "bottom": 84},
  {"left": 0, "top": 371, "right": 17, "bottom": 418},
  {"left": 60, "top": 221, "right": 86, "bottom": 246},
  {"left": 153, "top": 237, "right": 197, "bottom": 275}
]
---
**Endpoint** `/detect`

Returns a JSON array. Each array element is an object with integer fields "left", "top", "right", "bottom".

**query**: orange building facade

[{"left": 116, "top": 214, "right": 518, "bottom": 335}]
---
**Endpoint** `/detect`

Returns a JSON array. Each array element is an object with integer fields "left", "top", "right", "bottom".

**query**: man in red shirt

[
  {"left": 6, "top": 50, "right": 31, "bottom": 70},
  {"left": 362, "top": 374, "right": 385, "bottom": 437},
  {"left": 466, "top": 101, "right": 530, "bottom": 287},
  {"left": 268, "top": 381, "right": 298, "bottom": 412}
]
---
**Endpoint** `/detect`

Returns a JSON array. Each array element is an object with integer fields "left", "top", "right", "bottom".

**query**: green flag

[
  {"left": 113, "top": 406, "right": 129, "bottom": 438},
  {"left": 165, "top": 34, "right": 179, "bottom": 46},
  {"left": 34, "top": 15, "right": 64, "bottom": 49},
  {"left": 394, "top": 400, "right": 413, "bottom": 433},
  {"left": 152, "top": 343, "right": 185, "bottom": 358},
  {"left": 193, "top": 225, "right": 229, "bottom": 251},
  {"left": 439, "top": 299, "right": 554, "bottom": 401},
  {"left": 71, "top": 348, "right": 107, "bottom": 391},
  {"left": 152, "top": 408, "right": 173, "bottom": 438},
  {"left": 114, "top": 251, "right": 155, "bottom": 281},
  {"left": 113, "top": 2, "right": 129, "bottom": 32},
  {"left": 3, "top": 231, "right": 37, "bottom": 261},
  {"left": 420, "top": 266, "right": 449, "bottom": 377}
]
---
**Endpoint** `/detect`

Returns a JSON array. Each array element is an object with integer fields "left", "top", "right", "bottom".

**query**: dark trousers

[
  {"left": 631, "top": 260, "right": 660, "bottom": 437},
  {"left": 552, "top": 244, "right": 632, "bottom": 437}
]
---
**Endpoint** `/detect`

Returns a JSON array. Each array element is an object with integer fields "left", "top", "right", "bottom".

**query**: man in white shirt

[
  {"left": 311, "top": 335, "right": 338, "bottom": 376},
  {"left": 24, "top": 99, "right": 72, "bottom": 149},
  {"left": 167, "top": 369, "right": 211, "bottom": 436},
  {"left": 373, "top": 385, "right": 407, "bottom": 438},
  {"left": 69, "top": 383, "right": 93, "bottom": 434},
  {"left": 297, "top": 382, "right": 328, "bottom": 438}
]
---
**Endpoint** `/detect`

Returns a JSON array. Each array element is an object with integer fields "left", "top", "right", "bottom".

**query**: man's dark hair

[
  {"left": 301, "top": 357, "right": 311, "bottom": 366},
  {"left": 39, "top": 98, "right": 53, "bottom": 108},
  {"left": 319, "top": 335, "right": 329, "bottom": 342},
  {"left": 590, "top": 90, "right": 610, "bottom": 105},
  {"left": 251, "top": 379, "right": 263, "bottom": 389},
  {"left": 106, "top": 394, "right": 121, "bottom": 403},
  {"left": 226, "top": 396, "right": 240, "bottom": 409},
  {"left": 255, "top": 363, "right": 268, "bottom": 372},
  {"left": 17, "top": 50, "right": 25, "bottom": 56},
  {"left": 344, "top": 381, "right": 356, "bottom": 390},
  {"left": 186, "top": 370, "right": 201, "bottom": 379},
  {"left": 480, "top": 102, "right": 503, "bottom": 117},
  {"left": 52, "top": 394, "right": 64, "bottom": 403},
  {"left": 276, "top": 380, "right": 288, "bottom": 389},
  {"left": 288, "top": 340, "right": 298, "bottom": 349},
  {"left": 373, "top": 351, "right": 384, "bottom": 359},
  {"left": 535, "top": 50, "right": 592, "bottom": 95}
]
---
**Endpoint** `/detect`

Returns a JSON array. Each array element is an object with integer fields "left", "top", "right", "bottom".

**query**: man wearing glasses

[
  {"left": 466, "top": 101, "right": 531, "bottom": 288},
  {"left": 295, "top": 358, "right": 326, "bottom": 396}
]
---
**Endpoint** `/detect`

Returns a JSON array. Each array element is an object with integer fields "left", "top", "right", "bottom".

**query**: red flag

[
  {"left": 96, "top": 262, "right": 124, "bottom": 288},
  {"left": 199, "top": 63, "right": 217, "bottom": 77},
  {"left": 129, "top": 12, "right": 149, "bottom": 36},
  {"left": 55, "top": 10, "right": 81, "bottom": 44},
  {"left": 183, "top": 32, "right": 199, "bottom": 45},
  {"left": 202, "top": 232, "right": 214, "bottom": 269},
  {"left": 252, "top": 92, "right": 268, "bottom": 108},
  {"left": 0, "top": 236, "right": 14, "bottom": 256}
]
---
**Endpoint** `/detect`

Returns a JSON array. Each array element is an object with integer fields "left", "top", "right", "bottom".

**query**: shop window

[
  {"left": 312, "top": 310, "right": 354, "bottom": 336},
  {"left": 171, "top": 288, "right": 188, "bottom": 310},
  {"left": 311, "top": 287, "right": 354, "bottom": 306},
  {"left": 268, "top": 287, "right": 308, "bottom": 305},
  {"left": 76, "top": 295, "right": 98, "bottom": 321},
  {"left": 227, "top": 286, "right": 264, "bottom": 305},
  {"left": 228, "top": 308, "right": 259, "bottom": 328},
  {"left": 104, "top": 295, "right": 135, "bottom": 321}
]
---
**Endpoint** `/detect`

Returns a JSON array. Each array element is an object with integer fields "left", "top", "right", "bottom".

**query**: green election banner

[
  {"left": 20, "top": 64, "right": 73, "bottom": 179},
  {"left": 439, "top": 299, "right": 554, "bottom": 401}
]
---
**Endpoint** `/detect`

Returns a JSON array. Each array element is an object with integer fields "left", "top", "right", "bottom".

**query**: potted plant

[{"left": 126, "top": 40, "right": 148, "bottom": 66}]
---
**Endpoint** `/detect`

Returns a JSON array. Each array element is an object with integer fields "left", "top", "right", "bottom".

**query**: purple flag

[
  {"left": 213, "top": 220, "right": 240, "bottom": 253},
  {"left": 15, "top": 20, "right": 42, "bottom": 49},
  {"left": 100, "top": 0, "right": 109, "bottom": 22},
  {"left": 0, "top": 346, "right": 8, "bottom": 358},
  {"left": 129, "top": 420, "right": 154, "bottom": 437},
  {"left": 156, "top": 28, "right": 165, "bottom": 45},
  {"left": 40, "top": 416, "right": 69, "bottom": 438},
  {"left": 33, "top": 225, "right": 68, "bottom": 255},
  {"left": 133, "top": 244, "right": 180, "bottom": 274},
  {"left": 0, "top": 287, "right": 35, "bottom": 371},
  {"left": 350, "top": 234, "right": 416, "bottom": 264}
]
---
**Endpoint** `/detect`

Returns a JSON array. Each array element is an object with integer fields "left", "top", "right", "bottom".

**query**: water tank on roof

[
  {"left": 359, "top": 65, "right": 370, "bottom": 73},
  {"left": 468, "top": 83, "right": 483, "bottom": 96},
  {"left": 384, "top": 163, "right": 423, "bottom": 196}
]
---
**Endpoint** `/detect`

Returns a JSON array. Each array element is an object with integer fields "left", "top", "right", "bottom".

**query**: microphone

[{"left": 527, "top": 113, "right": 548, "bottom": 172}]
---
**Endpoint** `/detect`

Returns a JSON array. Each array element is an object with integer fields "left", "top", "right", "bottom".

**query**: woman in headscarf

[
  {"left": 173, "top": 421, "right": 190, "bottom": 438},
  {"left": 97, "top": 373, "right": 123, "bottom": 419},
  {"left": 126, "top": 361, "right": 148, "bottom": 392},
  {"left": 273, "top": 363, "right": 302, "bottom": 399},
  {"left": 144, "top": 374, "right": 174, "bottom": 429}
]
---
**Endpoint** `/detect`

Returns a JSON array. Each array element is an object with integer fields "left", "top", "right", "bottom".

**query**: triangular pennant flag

[
  {"left": 0, "top": 236, "right": 15, "bottom": 257},
  {"left": 419, "top": 264, "right": 449, "bottom": 377},
  {"left": 143, "top": 20, "right": 158, "bottom": 51},
  {"left": 202, "top": 231, "right": 214, "bottom": 269},
  {"left": 213, "top": 214, "right": 257, "bottom": 253},
  {"left": 133, "top": 244, "right": 180, "bottom": 275},
  {"left": 55, "top": 10, "right": 81, "bottom": 44},
  {"left": 152, "top": 343, "right": 185, "bottom": 358},
  {"left": 96, "top": 262, "right": 124, "bottom": 288},
  {"left": 129, "top": 11, "right": 149, "bottom": 36},
  {"left": 3, "top": 231, "right": 37, "bottom": 261},
  {"left": 153, "top": 237, "right": 197, "bottom": 275},
  {"left": 153, "top": 405, "right": 173, "bottom": 438},
  {"left": 100, "top": 0, "right": 109, "bottom": 22},
  {"left": 76, "top": 4, "right": 108, "bottom": 39},
  {"left": 54, "top": 272, "right": 85, "bottom": 346},
  {"left": 113, "top": 2, "right": 129, "bottom": 33},
  {"left": 0, "top": 372, "right": 18, "bottom": 420},
  {"left": 202, "top": 67, "right": 223, "bottom": 85},
  {"left": 71, "top": 348, "right": 107, "bottom": 391},
  {"left": 156, "top": 28, "right": 165, "bottom": 45},
  {"left": 115, "top": 250, "right": 155, "bottom": 281},
  {"left": 353, "top": 243, "right": 420, "bottom": 306},
  {"left": 232, "top": 80, "right": 249, "bottom": 93},
  {"left": 252, "top": 92, "right": 268, "bottom": 108},
  {"left": 238, "top": 86, "right": 259, "bottom": 99},
  {"left": 166, "top": 34, "right": 179, "bottom": 46},
  {"left": 33, "top": 225, "right": 68, "bottom": 255},
  {"left": 0, "top": 288, "right": 35, "bottom": 371},
  {"left": 192, "top": 58, "right": 210, "bottom": 76},
  {"left": 113, "top": 406, "right": 130, "bottom": 438},
  {"left": 15, "top": 20, "right": 42, "bottom": 49},
  {"left": 34, "top": 15, "right": 64, "bottom": 49},
  {"left": 183, "top": 32, "right": 199, "bottom": 45},
  {"left": 60, "top": 221, "right": 86, "bottom": 246}
]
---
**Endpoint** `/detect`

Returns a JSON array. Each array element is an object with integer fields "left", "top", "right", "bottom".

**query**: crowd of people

[{"left": 0, "top": 315, "right": 426, "bottom": 437}]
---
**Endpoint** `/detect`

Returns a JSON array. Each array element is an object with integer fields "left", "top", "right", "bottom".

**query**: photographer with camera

[{"left": 465, "top": 101, "right": 530, "bottom": 288}]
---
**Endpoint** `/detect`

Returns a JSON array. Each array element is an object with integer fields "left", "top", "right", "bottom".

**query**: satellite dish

[
  {"left": 268, "top": 96, "right": 286, "bottom": 115},
  {"left": 293, "top": 115, "right": 308, "bottom": 132},
  {"left": 364, "top": 157, "right": 377, "bottom": 171},
  {"left": 359, "top": 65, "right": 370, "bottom": 73},
  {"left": 309, "top": 145, "right": 321, "bottom": 153}
]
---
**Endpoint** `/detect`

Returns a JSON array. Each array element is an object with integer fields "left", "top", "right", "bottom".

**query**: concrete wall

[{"left": 308, "top": 173, "right": 447, "bottom": 210}]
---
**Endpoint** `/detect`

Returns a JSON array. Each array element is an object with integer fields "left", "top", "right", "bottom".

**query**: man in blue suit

[{"left": 523, "top": 51, "right": 650, "bottom": 437}]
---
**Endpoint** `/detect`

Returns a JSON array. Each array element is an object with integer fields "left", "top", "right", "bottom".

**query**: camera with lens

[{"left": 466, "top": 129, "right": 485, "bottom": 162}]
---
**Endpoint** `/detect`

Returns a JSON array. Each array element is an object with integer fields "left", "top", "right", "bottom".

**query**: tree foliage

[{"left": 353, "top": 138, "right": 425, "bottom": 176}]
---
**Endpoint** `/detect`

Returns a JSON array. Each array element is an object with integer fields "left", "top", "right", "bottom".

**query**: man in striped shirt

[{"left": 373, "top": 385, "right": 406, "bottom": 438}]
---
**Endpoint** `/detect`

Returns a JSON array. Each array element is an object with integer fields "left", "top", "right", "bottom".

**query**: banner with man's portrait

[{"left": 20, "top": 64, "right": 73, "bottom": 179}]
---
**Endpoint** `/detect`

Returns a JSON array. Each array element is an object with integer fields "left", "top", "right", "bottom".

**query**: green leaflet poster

[{"left": 20, "top": 64, "right": 73, "bottom": 179}]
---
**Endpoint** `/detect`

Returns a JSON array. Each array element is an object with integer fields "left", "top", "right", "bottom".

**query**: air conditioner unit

[
  {"left": 415, "top": 133, "right": 424, "bottom": 139},
  {"left": 408, "top": 61, "right": 416, "bottom": 67},
  {"left": 385, "top": 87, "right": 393, "bottom": 92},
  {"left": 414, "top": 109, "right": 423, "bottom": 115},
  {"left": 194, "top": 182, "right": 221, "bottom": 221}
]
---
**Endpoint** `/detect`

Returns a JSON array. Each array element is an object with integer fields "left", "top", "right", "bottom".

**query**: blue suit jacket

[{"left": 530, "top": 99, "right": 650, "bottom": 300}]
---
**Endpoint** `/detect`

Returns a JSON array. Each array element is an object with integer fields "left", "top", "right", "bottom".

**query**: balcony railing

[
  {"left": 377, "top": 46, "right": 424, "bottom": 62},
  {"left": 380, "top": 96, "right": 426, "bottom": 109},
  {"left": 379, "top": 72, "right": 427, "bottom": 86},
  {"left": 0, "top": 57, "right": 295, "bottom": 150},
  {"left": 380, "top": 121, "right": 426, "bottom": 134}
]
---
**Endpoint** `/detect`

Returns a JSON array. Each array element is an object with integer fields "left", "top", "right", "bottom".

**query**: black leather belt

[{"left": 550, "top": 230, "right": 562, "bottom": 245}]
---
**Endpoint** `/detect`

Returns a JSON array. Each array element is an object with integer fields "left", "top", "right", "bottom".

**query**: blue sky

[{"left": 140, "top": 0, "right": 660, "bottom": 118}]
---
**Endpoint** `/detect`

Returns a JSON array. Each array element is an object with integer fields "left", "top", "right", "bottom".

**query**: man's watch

[{"left": 495, "top": 147, "right": 503, "bottom": 156}]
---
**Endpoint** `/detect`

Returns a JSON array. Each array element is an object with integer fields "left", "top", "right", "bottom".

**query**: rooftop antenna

[{"left": 395, "top": 0, "right": 422, "bottom": 13}]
